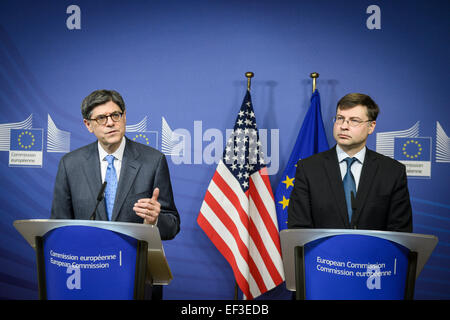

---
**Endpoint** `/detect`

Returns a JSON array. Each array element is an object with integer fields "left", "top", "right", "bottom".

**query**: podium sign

[
  {"left": 43, "top": 226, "right": 138, "bottom": 299},
  {"left": 14, "top": 219, "right": 172, "bottom": 300},
  {"left": 304, "top": 234, "right": 410, "bottom": 299},
  {"left": 280, "top": 229, "right": 438, "bottom": 300}
]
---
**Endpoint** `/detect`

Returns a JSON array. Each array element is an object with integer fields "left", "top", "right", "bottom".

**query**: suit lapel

[
  {"left": 111, "top": 139, "right": 142, "bottom": 221},
  {"left": 323, "top": 147, "right": 350, "bottom": 227},
  {"left": 81, "top": 142, "right": 108, "bottom": 220},
  {"left": 351, "top": 148, "right": 379, "bottom": 225}
]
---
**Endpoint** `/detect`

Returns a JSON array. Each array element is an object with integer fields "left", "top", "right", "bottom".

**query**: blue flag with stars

[
  {"left": 275, "top": 89, "right": 329, "bottom": 230},
  {"left": 10, "top": 129, "right": 43, "bottom": 151}
]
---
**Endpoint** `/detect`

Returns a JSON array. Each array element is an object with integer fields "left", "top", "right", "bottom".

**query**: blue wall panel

[{"left": 0, "top": 0, "right": 448, "bottom": 299}]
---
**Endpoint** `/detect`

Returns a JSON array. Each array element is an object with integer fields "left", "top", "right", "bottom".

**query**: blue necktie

[
  {"left": 343, "top": 157, "right": 357, "bottom": 222},
  {"left": 104, "top": 155, "right": 117, "bottom": 220}
]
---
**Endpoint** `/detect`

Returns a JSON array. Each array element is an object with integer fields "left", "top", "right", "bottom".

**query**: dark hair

[
  {"left": 336, "top": 93, "right": 379, "bottom": 121},
  {"left": 81, "top": 89, "right": 126, "bottom": 119}
]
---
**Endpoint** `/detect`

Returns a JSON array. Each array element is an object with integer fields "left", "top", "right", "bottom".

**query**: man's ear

[
  {"left": 368, "top": 120, "right": 376, "bottom": 135},
  {"left": 83, "top": 119, "right": 94, "bottom": 133}
]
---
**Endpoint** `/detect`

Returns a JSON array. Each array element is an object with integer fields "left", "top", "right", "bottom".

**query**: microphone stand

[{"left": 90, "top": 181, "right": 107, "bottom": 220}]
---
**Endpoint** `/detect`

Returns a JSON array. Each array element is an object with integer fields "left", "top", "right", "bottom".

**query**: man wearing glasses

[
  {"left": 288, "top": 93, "right": 412, "bottom": 232},
  {"left": 51, "top": 89, "right": 180, "bottom": 241}
]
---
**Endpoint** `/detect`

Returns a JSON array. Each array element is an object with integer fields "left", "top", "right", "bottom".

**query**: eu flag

[
  {"left": 394, "top": 137, "right": 431, "bottom": 161},
  {"left": 275, "top": 89, "right": 329, "bottom": 230},
  {"left": 127, "top": 131, "right": 158, "bottom": 149},
  {"left": 10, "top": 129, "right": 43, "bottom": 151}
]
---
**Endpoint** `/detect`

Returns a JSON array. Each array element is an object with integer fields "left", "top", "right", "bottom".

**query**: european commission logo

[
  {"left": 0, "top": 114, "right": 70, "bottom": 168},
  {"left": 125, "top": 116, "right": 186, "bottom": 157},
  {"left": 9, "top": 129, "right": 43, "bottom": 167},
  {"left": 124, "top": 115, "right": 160, "bottom": 150},
  {"left": 129, "top": 132, "right": 158, "bottom": 149},
  {"left": 394, "top": 137, "right": 431, "bottom": 177},
  {"left": 376, "top": 121, "right": 450, "bottom": 179}
]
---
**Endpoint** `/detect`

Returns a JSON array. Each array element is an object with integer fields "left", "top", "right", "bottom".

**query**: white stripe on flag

[
  {"left": 249, "top": 195, "right": 282, "bottom": 288},
  {"left": 216, "top": 161, "right": 249, "bottom": 212},
  {"left": 251, "top": 171, "right": 277, "bottom": 226},
  {"left": 247, "top": 204, "right": 276, "bottom": 290},
  {"left": 250, "top": 172, "right": 284, "bottom": 264},
  {"left": 206, "top": 173, "right": 268, "bottom": 298},
  {"left": 209, "top": 176, "right": 276, "bottom": 293},
  {"left": 199, "top": 200, "right": 260, "bottom": 296},
  {"left": 206, "top": 179, "right": 250, "bottom": 248}
]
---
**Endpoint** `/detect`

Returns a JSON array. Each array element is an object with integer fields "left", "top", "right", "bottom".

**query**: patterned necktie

[
  {"left": 104, "top": 155, "right": 117, "bottom": 220},
  {"left": 343, "top": 157, "right": 357, "bottom": 222}
]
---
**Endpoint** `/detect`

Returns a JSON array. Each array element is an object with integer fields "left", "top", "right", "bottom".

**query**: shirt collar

[
  {"left": 98, "top": 137, "right": 126, "bottom": 161},
  {"left": 336, "top": 144, "right": 366, "bottom": 164}
]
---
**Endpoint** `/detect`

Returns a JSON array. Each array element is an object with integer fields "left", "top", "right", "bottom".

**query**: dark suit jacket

[
  {"left": 287, "top": 146, "right": 412, "bottom": 232},
  {"left": 51, "top": 137, "right": 180, "bottom": 240}
]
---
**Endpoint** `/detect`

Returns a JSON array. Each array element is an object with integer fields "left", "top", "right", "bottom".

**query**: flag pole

[
  {"left": 246, "top": 71, "right": 254, "bottom": 91},
  {"left": 310, "top": 72, "right": 319, "bottom": 92}
]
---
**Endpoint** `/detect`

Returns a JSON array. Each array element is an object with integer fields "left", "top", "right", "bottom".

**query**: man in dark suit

[
  {"left": 51, "top": 90, "right": 179, "bottom": 299},
  {"left": 288, "top": 93, "right": 412, "bottom": 232},
  {"left": 51, "top": 90, "right": 180, "bottom": 240}
]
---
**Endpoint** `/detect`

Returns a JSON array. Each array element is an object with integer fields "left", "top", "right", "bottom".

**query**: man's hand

[{"left": 133, "top": 188, "right": 160, "bottom": 225}]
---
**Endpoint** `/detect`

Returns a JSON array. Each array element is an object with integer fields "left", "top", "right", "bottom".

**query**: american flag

[{"left": 197, "top": 90, "right": 285, "bottom": 299}]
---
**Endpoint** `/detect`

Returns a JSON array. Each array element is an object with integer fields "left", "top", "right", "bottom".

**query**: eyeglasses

[
  {"left": 88, "top": 112, "right": 123, "bottom": 125},
  {"left": 333, "top": 116, "right": 372, "bottom": 127}
]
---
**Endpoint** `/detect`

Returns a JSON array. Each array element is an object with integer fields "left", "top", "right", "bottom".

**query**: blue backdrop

[{"left": 0, "top": 0, "right": 448, "bottom": 300}]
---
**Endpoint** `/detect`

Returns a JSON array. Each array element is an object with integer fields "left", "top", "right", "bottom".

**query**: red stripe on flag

[
  {"left": 259, "top": 167, "right": 275, "bottom": 200},
  {"left": 247, "top": 215, "right": 283, "bottom": 287},
  {"left": 249, "top": 174, "right": 283, "bottom": 257},
  {"left": 249, "top": 175, "right": 283, "bottom": 285},
  {"left": 204, "top": 190, "right": 268, "bottom": 294},
  {"left": 212, "top": 170, "right": 249, "bottom": 230},
  {"left": 197, "top": 213, "right": 253, "bottom": 299},
  {"left": 248, "top": 191, "right": 283, "bottom": 285}
]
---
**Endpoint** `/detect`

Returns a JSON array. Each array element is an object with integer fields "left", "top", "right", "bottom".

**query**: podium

[
  {"left": 280, "top": 229, "right": 438, "bottom": 300},
  {"left": 14, "top": 219, "right": 172, "bottom": 300}
]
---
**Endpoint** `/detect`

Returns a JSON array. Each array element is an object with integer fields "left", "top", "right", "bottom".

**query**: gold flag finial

[
  {"left": 245, "top": 72, "right": 254, "bottom": 91},
  {"left": 310, "top": 72, "right": 319, "bottom": 93}
]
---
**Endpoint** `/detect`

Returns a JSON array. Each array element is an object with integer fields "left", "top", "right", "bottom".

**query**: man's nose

[
  {"left": 340, "top": 120, "right": 350, "bottom": 129},
  {"left": 105, "top": 116, "right": 115, "bottom": 126}
]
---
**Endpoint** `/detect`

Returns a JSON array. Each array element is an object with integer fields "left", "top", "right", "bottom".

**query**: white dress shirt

[
  {"left": 98, "top": 137, "right": 126, "bottom": 183},
  {"left": 336, "top": 145, "right": 366, "bottom": 191},
  {"left": 97, "top": 137, "right": 158, "bottom": 225}
]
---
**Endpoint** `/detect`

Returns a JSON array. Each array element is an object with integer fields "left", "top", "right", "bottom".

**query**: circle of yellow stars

[
  {"left": 133, "top": 133, "right": 150, "bottom": 145},
  {"left": 402, "top": 140, "right": 422, "bottom": 159},
  {"left": 18, "top": 131, "right": 35, "bottom": 149}
]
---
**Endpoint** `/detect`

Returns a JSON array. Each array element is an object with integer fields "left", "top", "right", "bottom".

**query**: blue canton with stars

[{"left": 223, "top": 90, "right": 266, "bottom": 192}]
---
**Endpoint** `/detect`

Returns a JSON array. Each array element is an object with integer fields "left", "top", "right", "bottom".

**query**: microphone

[
  {"left": 90, "top": 181, "right": 107, "bottom": 220},
  {"left": 350, "top": 191, "right": 357, "bottom": 229}
]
